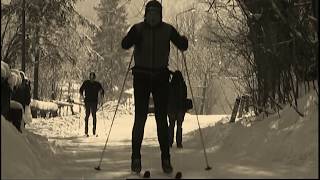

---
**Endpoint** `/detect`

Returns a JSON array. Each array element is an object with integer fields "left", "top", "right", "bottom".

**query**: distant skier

[
  {"left": 79, "top": 72, "right": 105, "bottom": 137},
  {"left": 121, "top": 0, "right": 188, "bottom": 174},
  {"left": 168, "top": 70, "right": 187, "bottom": 148}
]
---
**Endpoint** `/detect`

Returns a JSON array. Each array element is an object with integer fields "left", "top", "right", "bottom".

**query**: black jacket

[
  {"left": 11, "top": 79, "right": 31, "bottom": 110},
  {"left": 167, "top": 80, "right": 187, "bottom": 113},
  {"left": 79, "top": 80, "right": 104, "bottom": 102},
  {"left": 121, "top": 21, "right": 188, "bottom": 69}
]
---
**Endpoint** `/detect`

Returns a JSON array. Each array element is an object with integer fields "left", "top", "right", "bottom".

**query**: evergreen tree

[{"left": 93, "top": 0, "right": 129, "bottom": 99}]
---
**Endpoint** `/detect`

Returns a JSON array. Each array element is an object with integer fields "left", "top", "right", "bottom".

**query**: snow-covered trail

[
  {"left": 26, "top": 110, "right": 316, "bottom": 179},
  {"left": 10, "top": 90, "right": 315, "bottom": 179},
  {"left": 34, "top": 136, "right": 303, "bottom": 179},
  {"left": 47, "top": 130, "right": 314, "bottom": 179},
  {"left": 27, "top": 113, "right": 232, "bottom": 179}
]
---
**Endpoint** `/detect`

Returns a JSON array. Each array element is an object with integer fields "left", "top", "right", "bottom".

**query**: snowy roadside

[
  {"left": 1, "top": 90, "right": 318, "bottom": 179},
  {"left": 1, "top": 116, "right": 64, "bottom": 179},
  {"left": 182, "top": 90, "right": 318, "bottom": 178},
  {"left": 27, "top": 108, "right": 229, "bottom": 147}
]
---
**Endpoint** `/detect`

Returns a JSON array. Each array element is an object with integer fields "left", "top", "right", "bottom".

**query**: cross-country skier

[
  {"left": 121, "top": 0, "right": 188, "bottom": 174},
  {"left": 79, "top": 72, "right": 105, "bottom": 137}
]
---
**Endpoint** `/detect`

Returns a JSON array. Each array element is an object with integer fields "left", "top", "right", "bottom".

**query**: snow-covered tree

[
  {"left": 1, "top": 0, "right": 99, "bottom": 100},
  {"left": 92, "top": 0, "right": 129, "bottom": 99},
  {"left": 202, "top": 0, "right": 318, "bottom": 115}
]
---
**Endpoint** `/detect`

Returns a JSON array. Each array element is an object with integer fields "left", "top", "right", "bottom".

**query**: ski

[
  {"left": 127, "top": 170, "right": 182, "bottom": 179},
  {"left": 143, "top": 170, "right": 150, "bottom": 178},
  {"left": 175, "top": 172, "right": 182, "bottom": 179},
  {"left": 153, "top": 171, "right": 183, "bottom": 179}
]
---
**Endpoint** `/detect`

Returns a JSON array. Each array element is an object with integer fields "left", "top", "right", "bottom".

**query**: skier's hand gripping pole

[
  {"left": 94, "top": 51, "right": 134, "bottom": 171},
  {"left": 181, "top": 51, "right": 212, "bottom": 171}
]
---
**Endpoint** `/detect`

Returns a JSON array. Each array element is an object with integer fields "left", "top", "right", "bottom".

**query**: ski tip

[
  {"left": 175, "top": 171, "right": 182, "bottom": 179},
  {"left": 143, "top": 170, "right": 150, "bottom": 178}
]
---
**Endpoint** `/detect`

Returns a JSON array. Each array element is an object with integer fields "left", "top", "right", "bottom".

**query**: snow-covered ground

[{"left": 1, "top": 90, "right": 318, "bottom": 179}]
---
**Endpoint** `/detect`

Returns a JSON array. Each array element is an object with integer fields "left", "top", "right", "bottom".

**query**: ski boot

[
  {"left": 177, "top": 144, "right": 183, "bottom": 149},
  {"left": 162, "top": 159, "right": 173, "bottom": 174}
]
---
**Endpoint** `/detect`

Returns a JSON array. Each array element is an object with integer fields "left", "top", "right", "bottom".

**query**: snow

[
  {"left": 10, "top": 100, "right": 23, "bottom": 110},
  {"left": 1, "top": 61, "right": 10, "bottom": 79},
  {"left": 19, "top": 71, "right": 27, "bottom": 80},
  {"left": 7, "top": 69, "right": 22, "bottom": 90},
  {"left": 1, "top": 90, "right": 318, "bottom": 179},
  {"left": 30, "top": 99, "right": 59, "bottom": 111},
  {"left": 124, "top": 88, "right": 134, "bottom": 95},
  {"left": 1, "top": 115, "right": 62, "bottom": 179}
]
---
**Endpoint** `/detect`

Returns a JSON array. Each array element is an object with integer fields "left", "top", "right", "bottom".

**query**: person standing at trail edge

[
  {"left": 80, "top": 72, "right": 105, "bottom": 137},
  {"left": 121, "top": 0, "right": 188, "bottom": 174},
  {"left": 168, "top": 70, "right": 187, "bottom": 149}
]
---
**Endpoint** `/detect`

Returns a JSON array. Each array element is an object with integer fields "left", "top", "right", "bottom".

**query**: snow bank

[
  {"left": 1, "top": 61, "right": 10, "bottom": 79},
  {"left": 7, "top": 69, "right": 22, "bottom": 90},
  {"left": 10, "top": 100, "right": 23, "bottom": 110},
  {"left": 186, "top": 90, "right": 318, "bottom": 176},
  {"left": 30, "top": 99, "right": 59, "bottom": 111},
  {"left": 19, "top": 70, "right": 27, "bottom": 80},
  {"left": 28, "top": 115, "right": 83, "bottom": 138},
  {"left": 1, "top": 116, "right": 62, "bottom": 179}
]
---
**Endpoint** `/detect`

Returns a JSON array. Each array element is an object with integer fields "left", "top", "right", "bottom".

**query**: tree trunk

[
  {"left": 33, "top": 50, "right": 40, "bottom": 99},
  {"left": 68, "top": 82, "right": 72, "bottom": 96},
  {"left": 312, "top": 0, "right": 319, "bottom": 22},
  {"left": 21, "top": 0, "right": 26, "bottom": 72},
  {"left": 33, "top": 26, "right": 41, "bottom": 100}
]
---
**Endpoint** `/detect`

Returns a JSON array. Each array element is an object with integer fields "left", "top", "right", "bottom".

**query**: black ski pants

[
  {"left": 132, "top": 70, "right": 170, "bottom": 161},
  {"left": 168, "top": 112, "right": 185, "bottom": 146},
  {"left": 84, "top": 101, "right": 98, "bottom": 135}
]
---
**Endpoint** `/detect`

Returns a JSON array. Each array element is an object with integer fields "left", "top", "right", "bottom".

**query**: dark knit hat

[{"left": 145, "top": 0, "right": 162, "bottom": 17}]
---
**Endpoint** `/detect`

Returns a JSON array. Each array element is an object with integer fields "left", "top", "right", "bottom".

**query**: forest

[{"left": 1, "top": 0, "right": 318, "bottom": 115}]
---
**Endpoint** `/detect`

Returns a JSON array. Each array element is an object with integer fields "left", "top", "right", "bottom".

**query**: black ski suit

[
  {"left": 79, "top": 80, "right": 104, "bottom": 135},
  {"left": 122, "top": 21, "right": 188, "bottom": 161}
]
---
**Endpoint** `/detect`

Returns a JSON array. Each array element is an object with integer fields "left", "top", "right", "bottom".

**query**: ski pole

[
  {"left": 181, "top": 51, "right": 212, "bottom": 171},
  {"left": 94, "top": 51, "right": 134, "bottom": 171}
]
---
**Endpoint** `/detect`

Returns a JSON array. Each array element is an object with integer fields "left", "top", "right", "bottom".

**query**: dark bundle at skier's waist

[{"left": 131, "top": 66, "right": 170, "bottom": 77}]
